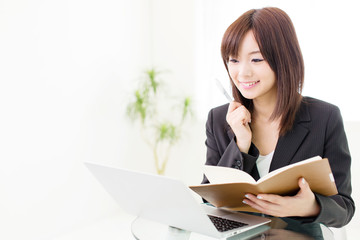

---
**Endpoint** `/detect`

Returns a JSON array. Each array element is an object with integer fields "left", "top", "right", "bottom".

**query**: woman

[{"left": 202, "top": 7, "right": 355, "bottom": 227}]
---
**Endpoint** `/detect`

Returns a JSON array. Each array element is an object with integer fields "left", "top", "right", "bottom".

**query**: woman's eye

[
  {"left": 229, "top": 58, "right": 239, "bottom": 63},
  {"left": 252, "top": 58, "right": 264, "bottom": 63}
]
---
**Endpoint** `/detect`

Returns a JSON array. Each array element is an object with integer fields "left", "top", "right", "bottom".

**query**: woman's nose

[{"left": 237, "top": 62, "right": 253, "bottom": 78}]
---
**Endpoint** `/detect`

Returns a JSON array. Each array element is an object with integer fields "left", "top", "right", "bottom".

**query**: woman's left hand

[{"left": 243, "top": 178, "right": 320, "bottom": 217}]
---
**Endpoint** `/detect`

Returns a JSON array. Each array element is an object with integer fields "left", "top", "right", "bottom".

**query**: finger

[
  {"left": 297, "top": 177, "right": 312, "bottom": 195},
  {"left": 244, "top": 108, "right": 251, "bottom": 124},
  {"left": 242, "top": 198, "right": 268, "bottom": 213},
  {"left": 299, "top": 177, "right": 307, "bottom": 188},
  {"left": 227, "top": 106, "right": 248, "bottom": 126},
  {"left": 233, "top": 106, "right": 251, "bottom": 125},
  {"left": 227, "top": 101, "right": 242, "bottom": 114},
  {"left": 243, "top": 196, "right": 279, "bottom": 216},
  {"left": 232, "top": 106, "right": 247, "bottom": 120},
  {"left": 255, "top": 193, "right": 283, "bottom": 205},
  {"left": 234, "top": 105, "right": 251, "bottom": 124},
  {"left": 245, "top": 193, "right": 279, "bottom": 208}
]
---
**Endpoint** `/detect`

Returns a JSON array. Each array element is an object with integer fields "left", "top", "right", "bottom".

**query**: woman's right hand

[{"left": 226, "top": 101, "right": 252, "bottom": 153}]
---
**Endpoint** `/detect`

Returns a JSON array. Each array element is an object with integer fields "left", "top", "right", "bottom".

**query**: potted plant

[{"left": 126, "top": 68, "right": 192, "bottom": 175}]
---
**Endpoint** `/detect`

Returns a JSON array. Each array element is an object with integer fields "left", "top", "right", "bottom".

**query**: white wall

[
  {"left": 0, "top": 0, "right": 154, "bottom": 239},
  {"left": 0, "top": 0, "right": 203, "bottom": 239}
]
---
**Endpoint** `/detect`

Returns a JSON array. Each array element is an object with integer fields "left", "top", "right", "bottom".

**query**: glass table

[{"left": 131, "top": 215, "right": 335, "bottom": 240}]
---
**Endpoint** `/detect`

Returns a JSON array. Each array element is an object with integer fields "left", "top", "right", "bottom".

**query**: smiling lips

[{"left": 240, "top": 80, "right": 260, "bottom": 89}]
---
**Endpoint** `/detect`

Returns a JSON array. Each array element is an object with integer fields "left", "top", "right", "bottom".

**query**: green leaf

[
  {"left": 182, "top": 96, "right": 192, "bottom": 120},
  {"left": 126, "top": 88, "right": 150, "bottom": 124},
  {"left": 146, "top": 68, "right": 160, "bottom": 94},
  {"left": 156, "top": 122, "right": 179, "bottom": 144}
]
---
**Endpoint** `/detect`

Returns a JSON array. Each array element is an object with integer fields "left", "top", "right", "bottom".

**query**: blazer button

[
  {"left": 234, "top": 165, "right": 240, "bottom": 169},
  {"left": 236, "top": 160, "right": 242, "bottom": 167}
]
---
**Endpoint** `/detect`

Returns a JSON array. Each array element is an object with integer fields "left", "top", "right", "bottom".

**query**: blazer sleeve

[
  {"left": 201, "top": 107, "right": 259, "bottom": 185},
  {"left": 312, "top": 105, "right": 355, "bottom": 227}
]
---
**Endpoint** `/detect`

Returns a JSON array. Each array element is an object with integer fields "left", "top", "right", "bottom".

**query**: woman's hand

[
  {"left": 226, "top": 101, "right": 252, "bottom": 153},
  {"left": 243, "top": 178, "right": 320, "bottom": 217}
]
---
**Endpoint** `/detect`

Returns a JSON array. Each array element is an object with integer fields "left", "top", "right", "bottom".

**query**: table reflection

[{"left": 132, "top": 216, "right": 335, "bottom": 240}]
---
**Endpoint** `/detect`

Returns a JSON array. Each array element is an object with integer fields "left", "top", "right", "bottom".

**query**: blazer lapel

[
  {"left": 224, "top": 100, "right": 311, "bottom": 173},
  {"left": 270, "top": 101, "right": 311, "bottom": 171}
]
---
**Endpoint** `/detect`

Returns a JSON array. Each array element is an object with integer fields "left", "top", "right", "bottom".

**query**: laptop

[{"left": 85, "top": 163, "right": 270, "bottom": 239}]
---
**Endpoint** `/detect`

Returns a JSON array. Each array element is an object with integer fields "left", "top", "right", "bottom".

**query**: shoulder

[
  {"left": 298, "top": 97, "right": 343, "bottom": 131},
  {"left": 207, "top": 103, "right": 229, "bottom": 122},
  {"left": 302, "top": 97, "right": 339, "bottom": 112},
  {"left": 300, "top": 97, "right": 341, "bottom": 120},
  {"left": 206, "top": 103, "right": 231, "bottom": 136}
]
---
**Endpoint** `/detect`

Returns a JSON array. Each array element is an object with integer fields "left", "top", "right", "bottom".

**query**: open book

[{"left": 190, "top": 156, "right": 338, "bottom": 212}]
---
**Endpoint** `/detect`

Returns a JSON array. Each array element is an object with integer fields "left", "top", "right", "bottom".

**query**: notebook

[{"left": 85, "top": 163, "right": 270, "bottom": 239}]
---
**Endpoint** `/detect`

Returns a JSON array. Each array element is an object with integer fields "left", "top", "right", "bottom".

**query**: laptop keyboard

[{"left": 208, "top": 215, "right": 248, "bottom": 232}]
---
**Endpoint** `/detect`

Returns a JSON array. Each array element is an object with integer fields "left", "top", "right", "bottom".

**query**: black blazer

[{"left": 202, "top": 97, "right": 355, "bottom": 227}]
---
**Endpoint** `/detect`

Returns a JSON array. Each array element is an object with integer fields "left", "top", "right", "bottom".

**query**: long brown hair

[{"left": 221, "top": 7, "right": 304, "bottom": 135}]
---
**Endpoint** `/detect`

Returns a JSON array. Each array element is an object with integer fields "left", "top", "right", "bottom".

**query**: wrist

[
  {"left": 301, "top": 196, "right": 320, "bottom": 217},
  {"left": 308, "top": 200, "right": 321, "bottom": 217},
  {"left": 236, "top": 140, "right": 251, "bottom": 154}
]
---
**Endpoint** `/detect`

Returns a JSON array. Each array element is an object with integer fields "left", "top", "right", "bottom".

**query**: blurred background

[{"left": 0, "top": 0, "right": 359, "bottom": 239}]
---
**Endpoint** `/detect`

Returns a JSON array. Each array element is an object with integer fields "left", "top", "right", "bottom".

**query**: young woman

[{"left": 202, "top": 7, "right": 355, "bottom": 227}]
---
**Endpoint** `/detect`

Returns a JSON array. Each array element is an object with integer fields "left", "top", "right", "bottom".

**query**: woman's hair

[{"left": 221, "top": 7, "right": 304, "bottom": 135}]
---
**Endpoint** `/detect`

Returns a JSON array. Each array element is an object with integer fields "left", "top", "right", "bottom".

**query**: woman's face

[{"left": 228, "top": 30, "right": 277, "bottom": 102}]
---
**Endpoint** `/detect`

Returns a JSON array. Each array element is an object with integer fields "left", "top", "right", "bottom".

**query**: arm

[
  {"left": 202, "top": 105, "right": 259, "bottom": 185},
  {"left": 243, "top": 106, "right": 355, "bottom": 227},
  {"left": 201, "top": 107, "right": 243, "bottom": 184},
  {"left": 312, "top": 106, "right": 355, "bottom": 227}
]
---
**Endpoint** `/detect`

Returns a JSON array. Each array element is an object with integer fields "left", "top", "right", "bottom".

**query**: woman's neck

[{"left": 252, "top": 95, "right": 278, "bottom": 122}]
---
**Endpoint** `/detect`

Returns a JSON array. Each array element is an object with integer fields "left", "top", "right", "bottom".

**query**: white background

[{"left": 0, "top": 0, "right": 359, "bottom": 239}]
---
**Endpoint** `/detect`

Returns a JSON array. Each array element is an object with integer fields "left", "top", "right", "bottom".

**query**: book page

[
  {"left": 257, "top": 155, "right": 322, "bottom": 183},
  {"left": 191, "top": 156, "right": 337, "bottom": 211},
  {"left": 204, "top": 165, "right": 256, "bottom": 184}
]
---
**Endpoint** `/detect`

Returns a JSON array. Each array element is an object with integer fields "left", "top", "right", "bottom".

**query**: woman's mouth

[{"left": 240, "top": 80, "right": 260, "bottom": 89}]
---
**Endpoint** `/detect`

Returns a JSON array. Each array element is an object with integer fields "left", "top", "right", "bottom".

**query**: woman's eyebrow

[{"left": 249, "top": 50, "right": 261, "bottom": 55}]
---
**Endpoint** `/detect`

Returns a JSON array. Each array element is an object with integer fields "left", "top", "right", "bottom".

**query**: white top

[{"left": 256, "top": 151, "right": 274, "bottom": 178}]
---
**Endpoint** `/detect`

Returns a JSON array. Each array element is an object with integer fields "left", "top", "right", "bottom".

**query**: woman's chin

[{"left": 239, "top": 92, "right": 256, "bottom": 100}]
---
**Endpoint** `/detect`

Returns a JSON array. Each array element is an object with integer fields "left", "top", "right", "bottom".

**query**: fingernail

[
  {"left": 302, "top": 178, "right": 306, "bottom": 184},
  {"left": 245, "top": 194, "right": 249, "bottom": 198},
  {"left": 257, "top": 195, "right": 263, "bottom": 199},
  {"left": 242, "top": 200, "right": 247, "bottom": 204}
]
